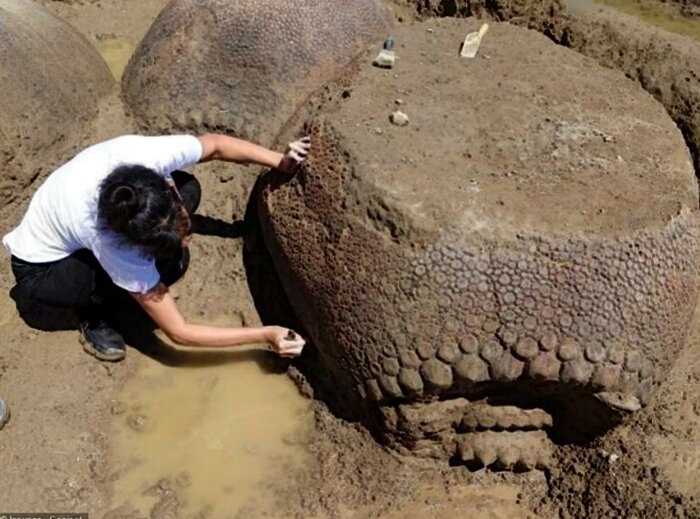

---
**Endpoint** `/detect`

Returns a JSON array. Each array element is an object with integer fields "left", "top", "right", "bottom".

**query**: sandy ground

[{"left": 1, "top": 0, "right": 699, "bottom": 518}]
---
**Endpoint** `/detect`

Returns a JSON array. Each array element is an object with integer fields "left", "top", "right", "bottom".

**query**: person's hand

[
  {"left": 265, "top": 326, "right": 306, "bottom": 358},
  {"left": 277, "top": 136, "right": 311, "bottom": 174}
]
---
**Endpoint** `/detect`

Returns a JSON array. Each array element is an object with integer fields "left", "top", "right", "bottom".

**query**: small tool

[
  {"left": 461, "top": 23, "right": 489, "bottom": 59},
  {"left": 0, "top": 399, "right": 10, "bottom": 430},
  {"left": 373, "top": 36, "right": 396, "bottom": 69}
]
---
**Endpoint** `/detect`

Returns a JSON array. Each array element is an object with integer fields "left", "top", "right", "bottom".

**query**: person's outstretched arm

[
  {"left": 131, "top": 286, "right": 305, "bottom": 358},
  {"left": 197, "top": 133, "right": 310, "bottom": 171}
]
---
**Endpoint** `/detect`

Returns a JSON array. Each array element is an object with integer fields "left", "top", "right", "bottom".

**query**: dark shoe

[
  {"left": 79, "top": 320, "right": 126, "bottom": 362},
  {"left": 0, "top": 399, "right": 9, "bottom": 430}
]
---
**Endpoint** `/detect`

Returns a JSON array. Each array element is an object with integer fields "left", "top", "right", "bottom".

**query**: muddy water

[
  {"left": 108, "top": 347, "right": 313, "bottom": 518},
  {"left": 95, "top": 36, "right": 134, "bottom": 81},
  {"left": 568, "top": 0, "right": 700, "bottom": 40}
]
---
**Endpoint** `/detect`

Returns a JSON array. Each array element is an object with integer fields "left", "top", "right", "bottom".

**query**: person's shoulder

[
  {"left": 106, "top": 134, "right": 199, "bottom": 153},
  {"left": 100, "top": 134, "right": 148, "bottom": 150},
  {"left": 82, "top": 134, "right": 201, "bottom": 176},
  {"left": 89, "top": 135, "right": 172, "bottom": 165},
  {"left": 74, "top": 135, "right": 142, "bottom": 159}
]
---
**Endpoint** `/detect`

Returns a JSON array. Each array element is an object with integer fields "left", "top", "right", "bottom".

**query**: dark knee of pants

[
  {"left": 61, "top": 250, "right": 105, "bottom": 307},
  {"left": 9, "top": 283, "right": 81, "bottom": 331},
  {"left": 171, "top": 170, "right": 201, "bottom": 215},
  {"left": 9, "top": 250, "right": 109, "bottom": 331}
]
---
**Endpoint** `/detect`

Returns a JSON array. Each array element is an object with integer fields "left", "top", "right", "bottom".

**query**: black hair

[{"left": 98, "top": 165, "right": 188, "bottom": 259}]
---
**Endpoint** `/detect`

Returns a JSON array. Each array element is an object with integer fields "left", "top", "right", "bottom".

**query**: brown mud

[
  {"left": 0, "top": 0, "right": 699, "bottom": 518},
  {"left": 596, "top": 0, "right": 700, "bottom": 21}
]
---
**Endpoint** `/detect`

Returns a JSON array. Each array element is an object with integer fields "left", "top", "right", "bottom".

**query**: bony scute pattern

[
  {"left": 457, "top": 430, "right": 554, "bottom": 470},
  {"left": 461, "top": 404, "right": 553, "bottom": 431},
  {"left": 258, "top": 22, "right": 700, "bottom": 469},
  {"left": 358, "top": 211, "right": 699, "bottom": 407},
  {"left": 378, "top": 399, "right": 556, "bottom": 465},
  {"left": 123, "top": 0, "right": 391, "bottom": 142},
  {"left": 261, "top": 119, "right": 700, "bottom": 465}
]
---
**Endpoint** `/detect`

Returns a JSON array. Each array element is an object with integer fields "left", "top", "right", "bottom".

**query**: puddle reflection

[{"left": 109, "top": 346, "right": 312, "bottom": 518}]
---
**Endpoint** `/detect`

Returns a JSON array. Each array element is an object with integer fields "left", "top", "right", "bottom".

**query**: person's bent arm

[
  {"left": 197, "top": 133, "right": 310, "bottom": 171},
  {"left": 131, "top": 285, "right": 305, "bottom": 358}
]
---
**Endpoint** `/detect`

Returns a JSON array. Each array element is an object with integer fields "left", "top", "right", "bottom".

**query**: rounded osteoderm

[
  {"left": 380, "top": 399, "right": 555, "bottom": 468},
  {"left": 0, "top": 1, "right": 113, "bottom": 205},
  {"left": 461, "top": 404, "right": 553, "bottom": 431},
  {"left": 259, "top": 21, "right": 699, "bottom": 436},
  {"left": 457, "top": 431, "right": 554, "bottom": 470},
  {"left": 123, "top": 0, "right": 391, "bottom": 143}
]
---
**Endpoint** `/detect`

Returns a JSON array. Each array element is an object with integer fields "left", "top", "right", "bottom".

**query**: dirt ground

[{"left": 1, "top": 0, "right": 699, "bottom": 518}]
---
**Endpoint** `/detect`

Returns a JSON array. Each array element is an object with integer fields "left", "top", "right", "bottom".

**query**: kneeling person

[{"left": 3, "top": 134, "right": 310, "bottom": 361}]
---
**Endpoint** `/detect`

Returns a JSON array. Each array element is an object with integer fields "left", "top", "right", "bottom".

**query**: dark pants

[{"left": 9, "top": 170, "right": 201, "bottom": 331}]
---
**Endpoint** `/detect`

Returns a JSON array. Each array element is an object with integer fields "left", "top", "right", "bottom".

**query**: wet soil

[
  {"left": 1, "top": 1, "right": 700, "bottom": 518},
  {"left": 107, "top": 347, "right": 312, "bottom": 518},
  {"left": 595, "top": 0, "right": 700, "bottom": 28},
  {"left": 580, "top": 0, "right": 700, "bottom": 40}
]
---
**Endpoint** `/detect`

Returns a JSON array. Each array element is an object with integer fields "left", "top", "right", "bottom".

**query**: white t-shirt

[{"left": 2, "top": 135, "right": 203, "bottom": 293}]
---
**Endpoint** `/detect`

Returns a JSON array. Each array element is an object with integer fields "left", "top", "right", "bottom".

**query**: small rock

[
  {"left": 373, "top": 49, "right": 395, "bottom": 69},
  {"left": 595, "top": 391, "right": 642, "bottom": 412},
  {"left": 110, "top": 401, "right": 127, "bottom": 416},
  {"left": 126, "top": 414, "right": 149, "bottom": 432},
  {"left": 95, "top": 32, "right": 117, "bottom": 41},
  {"left": 390, "top": 111, "right": 409, "bottom": 127},
  {"left": 395, "top": 98, "right": 404, "bottom": 105}
]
